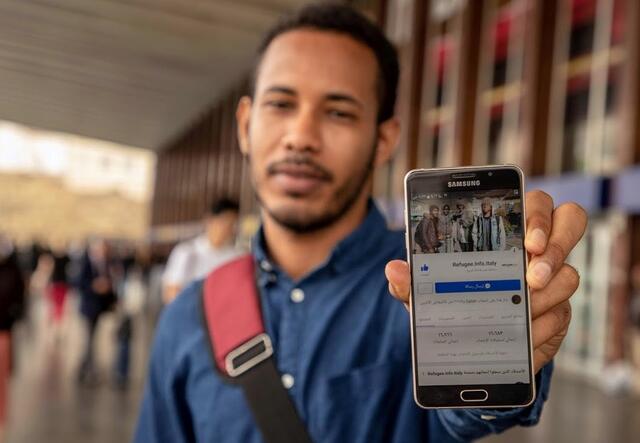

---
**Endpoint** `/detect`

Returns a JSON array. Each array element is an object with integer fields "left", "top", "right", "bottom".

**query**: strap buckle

[{"left": 225, "top": 333, "right": 273, "bottom": 377}]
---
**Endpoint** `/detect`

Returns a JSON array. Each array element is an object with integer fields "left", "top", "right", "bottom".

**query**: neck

[
  {"left": 209, "top": 238, "right": 226, "bottom": 249},
  {"left": 262, "top": 193, "right": 370, "bottom": 280}
]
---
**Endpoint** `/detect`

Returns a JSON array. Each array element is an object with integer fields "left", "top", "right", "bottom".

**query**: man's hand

[{"left": 385, "top": 190, "right": 588, "bottom": 374}]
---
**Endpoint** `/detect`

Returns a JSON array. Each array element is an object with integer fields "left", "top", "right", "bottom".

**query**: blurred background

[{"left": 0, "top": 0, "right": 639, "bottom": 442}]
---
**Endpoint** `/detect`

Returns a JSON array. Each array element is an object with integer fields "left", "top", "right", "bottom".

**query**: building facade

[{"left": 150, "top": 0, "right": 640, "bottom": 390}]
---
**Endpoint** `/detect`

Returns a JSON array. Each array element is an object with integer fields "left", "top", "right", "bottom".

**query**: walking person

[
  {"left": 113, "top": 248, "right": 147, "bottom": 390},
  {"left": 162, "top": 198, "right": 242, "bottom": 304},
  {"left": 76, "top": 239, "right": 118, "bottom": 385},
  {"left": 45, "top": 246, "right": 70, "bottom": 340},
  {"left": 0, "top": 235, "right": 25, "bottom": 441}
]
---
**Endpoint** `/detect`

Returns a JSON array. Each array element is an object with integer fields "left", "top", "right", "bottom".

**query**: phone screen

[{"left": 406, "top": 166, "right": 533, "bottom": 408}]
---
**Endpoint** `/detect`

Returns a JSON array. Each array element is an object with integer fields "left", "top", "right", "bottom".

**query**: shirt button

[
  {"left": 260, "top": 260, "right": 273, "bottom": 271},
  {"left": 290, "top": 288, "right": 305, "bottom": 303},
  {"left": 281, "top": 373, "right": 295, "bottom": 389}
]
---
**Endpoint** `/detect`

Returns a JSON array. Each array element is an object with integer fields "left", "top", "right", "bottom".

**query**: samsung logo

[{"left": 447, "top": 180, "right": 480, "bottom": 188}]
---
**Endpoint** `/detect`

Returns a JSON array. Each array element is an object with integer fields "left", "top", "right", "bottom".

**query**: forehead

[{"left": 255, "top": 29, "right": 378, "bottom": 100}]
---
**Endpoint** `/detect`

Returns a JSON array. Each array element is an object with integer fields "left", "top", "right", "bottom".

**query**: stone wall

[{"left": 0, "top": 173, "right": 149, "bottom": 245}]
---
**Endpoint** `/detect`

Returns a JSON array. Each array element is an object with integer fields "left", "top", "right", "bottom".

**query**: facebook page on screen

[{"left": 410, "top": 188, "right": 531, "bottom": 385}]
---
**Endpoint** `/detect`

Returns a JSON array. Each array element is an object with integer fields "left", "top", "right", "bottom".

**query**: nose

[{"left": 282, "top": 106, "right": 321, "bottom": 153}]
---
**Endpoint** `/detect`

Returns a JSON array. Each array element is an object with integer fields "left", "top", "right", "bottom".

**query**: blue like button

[{"left": 435, "top": 279, "right": 521, "bottom": 294}]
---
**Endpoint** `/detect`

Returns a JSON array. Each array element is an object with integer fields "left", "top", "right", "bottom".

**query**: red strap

[{"left": 202, "top": 254, "right": 265, "bottom": 375}]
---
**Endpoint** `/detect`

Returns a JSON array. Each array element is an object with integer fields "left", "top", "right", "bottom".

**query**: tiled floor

[
  {"left": 4, "top": 295, "right": 151, "bottom": 443},
  {"left": 484, "top": 370, "right": 640, "bottom": 443},
  {"left": 4, "top": 296, "right": 640, "bottom": 443}
]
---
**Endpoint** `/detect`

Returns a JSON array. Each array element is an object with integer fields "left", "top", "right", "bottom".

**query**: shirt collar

[
  {"left": 194, "top": 234, "right": 212, "bottom": 252},
  {"left": 251, "top": 199, "right": 390, "bottom": 279}
]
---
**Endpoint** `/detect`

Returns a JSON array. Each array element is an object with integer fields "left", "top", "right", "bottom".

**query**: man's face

[
  {"left": 206, "top": 211, "right": 238, "bottom": 247},
  {"left": 482, "top": 202, "right": 492, "bottom": 215},
  {"left": 430, "top": 207, "right": 440, "bottom": 218},
  {"left": 443, "top": 206, "right": 450, "bottom": 216},
  {"left": 236, "top": 29, "right": 398, "bottom": 233}
]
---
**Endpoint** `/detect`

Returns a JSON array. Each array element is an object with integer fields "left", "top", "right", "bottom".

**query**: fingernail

[
  {"left": 532, "top": 261, "right": 552, "bottom": 286},
  {"left": 530, "top": 228, "right": 546, "bottom": 249}
]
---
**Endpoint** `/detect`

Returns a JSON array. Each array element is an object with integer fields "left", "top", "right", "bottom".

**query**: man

[
  {"left": 413, "top": 212, "right": 428, "bottom": 253},
  {"left": 452, "top": 199, "right": 474, "bottom": 252},
  {"left": 162, "top": 198, "right": 242, "bottom": 303},
  {"left": 77, "top": 239, "right": 118, "bottom": 385},
  {"left": 439, "top": 204, "right": 454, "bottom": 253},
  {"left": 136, "top": 4, "right": 587, "bottom": 442},
  {"left": 416, "top": 206, "right": 442, "bottom": 253},
  {"left": 473, "top": 197, "right": 507, "bottom": 251}
]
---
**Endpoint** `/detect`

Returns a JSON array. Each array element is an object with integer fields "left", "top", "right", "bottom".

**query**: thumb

[{"left": 385, "top": 260, "right": 411, "bottom": 305}]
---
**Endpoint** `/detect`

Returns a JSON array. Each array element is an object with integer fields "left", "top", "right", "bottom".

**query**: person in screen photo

[
  {"left": 453, "top": 199, "right": 475, "bottom": 252},
  {"left": 414, "top": 212, "right": 429, "bottom": 253},
  {"left": 415, "top": 206, "right": 442, "bottom": 253},
  {"left": 438, "top": 204, "right": 454, "bottom": 253},
  {"left": 472, "top": 197, "right": 506, "bottom": 251}
]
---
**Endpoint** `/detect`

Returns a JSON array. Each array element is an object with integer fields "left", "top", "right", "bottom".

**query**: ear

[
  {"left": 373, "top": 117, "right": 400, "bottom": 167},
  {"left": 236, "top": 96, "right": 253, "bottom": 156}
]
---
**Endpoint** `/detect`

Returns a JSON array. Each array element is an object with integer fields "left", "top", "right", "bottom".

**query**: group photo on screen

[{"left": 410, "top": 189, "right": 523, "bottom": 254}]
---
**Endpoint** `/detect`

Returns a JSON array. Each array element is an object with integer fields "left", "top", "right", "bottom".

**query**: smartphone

[{"left": 404, "top": 165, "right": 535, "bottom": 409}]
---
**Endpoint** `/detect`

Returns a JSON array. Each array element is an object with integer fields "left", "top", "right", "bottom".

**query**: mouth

[{"left": 268, "top": 161, "right": 332, "bottom": 196}]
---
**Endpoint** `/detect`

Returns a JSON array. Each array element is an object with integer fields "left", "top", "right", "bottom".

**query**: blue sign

[{"left": 435, "top": 279, "right": 521, "bottom": 294}]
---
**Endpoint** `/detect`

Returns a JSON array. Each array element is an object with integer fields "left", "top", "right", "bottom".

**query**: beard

[{"left": 250, "top": 141, "right": 377, "bottom": 234}]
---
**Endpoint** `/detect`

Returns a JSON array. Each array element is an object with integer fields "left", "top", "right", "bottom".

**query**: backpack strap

[{"left": 201, "top": 255, "right": 313, "bottom": 443}]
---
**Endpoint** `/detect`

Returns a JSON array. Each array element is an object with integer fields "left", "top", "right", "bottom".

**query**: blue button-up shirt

[{"left": 135, "top": 202, "right": 552, "bottom": 443}]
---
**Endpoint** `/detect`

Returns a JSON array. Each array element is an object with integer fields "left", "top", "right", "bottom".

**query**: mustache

[{"left": 266, "top": 156, "right": 333, "bottom": 181}]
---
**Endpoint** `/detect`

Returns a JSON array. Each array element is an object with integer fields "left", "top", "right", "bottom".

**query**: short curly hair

[{"left": 252, "top": 2, "right": 399, "bottom": 123}]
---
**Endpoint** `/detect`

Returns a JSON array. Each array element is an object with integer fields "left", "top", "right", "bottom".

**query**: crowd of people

[
  {"left": 0, "top": 234, "right": 155, "bottom": 439},
  {"left": 0, "top": 196, "right": 243, "bottom": 441},
  {"left": 413, "top": 197, "right": 518, "bottom": 253}
]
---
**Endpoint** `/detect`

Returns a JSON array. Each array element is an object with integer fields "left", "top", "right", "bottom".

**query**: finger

[
  {"left": 527, "top": 202, "right": 587, "bottom": 289},
  {"left": 385, "top": 260, "right": 410, "bottom": 304},
  {"left": 530, "top": 264, "right": 580, "bottom": 319},
  {"left": 531, "top": 300, "right": 572, "bottom": 349},
  {"left": 532, "top": 320, "right": 571, "bottom": 373},
  {"left": 533, "top": 345, "right": 559, "bottom": 374},
  {"left": 524, "top": 190, "right": 554, "bottom": 255}
]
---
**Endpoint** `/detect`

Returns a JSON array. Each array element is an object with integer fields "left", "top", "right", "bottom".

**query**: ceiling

[{"left": 0, "top": 0, "right": 312, "bottom": 150}]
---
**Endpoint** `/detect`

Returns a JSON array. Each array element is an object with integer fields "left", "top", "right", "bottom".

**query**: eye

[
  {"left": 327, "top": 109, "right": 356, "bottom": 120},
  {"left": 265, "top": 100, "right": 294, "bottom": 110}
]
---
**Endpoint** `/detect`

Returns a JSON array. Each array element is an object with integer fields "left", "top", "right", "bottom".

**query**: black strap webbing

[
  {"left": 200, "top": 256, "right": 313, "bottom": 443},
  {"left": 236, "top": 358, "right": 313, "bottom": 443}
]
